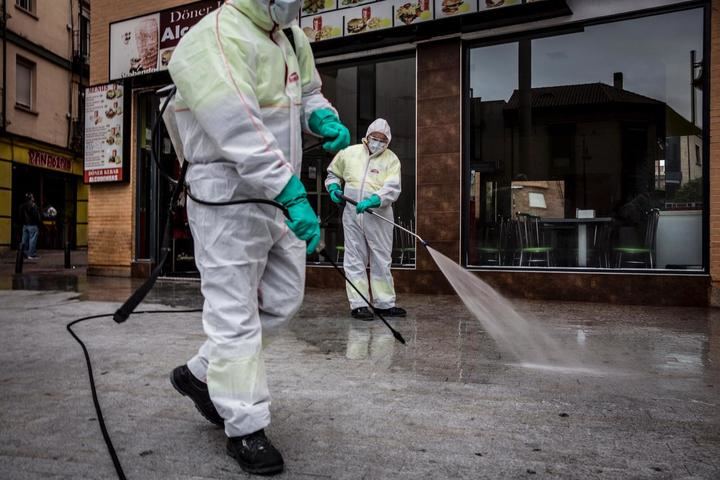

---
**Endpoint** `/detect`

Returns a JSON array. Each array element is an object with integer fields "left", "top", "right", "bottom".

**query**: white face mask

[
  {"left": 367, "top": 139, "right": 387, "bottom": 154},
  {"left": 269, "top": 0, "right": 302, "bottom": 28}
]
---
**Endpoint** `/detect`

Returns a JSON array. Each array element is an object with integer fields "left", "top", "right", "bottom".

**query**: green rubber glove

[
  {"left": 327, "top": 183, "right": 344, "bottom": 204},
  {"left": 309, "top": 108, "right": 351, "bottom": 154},
  {"left": 356, "top": 194, "right": 381, "bottom": 214},
  {"left": 275, "top": 176, "right": 321, "bottom": 255}
]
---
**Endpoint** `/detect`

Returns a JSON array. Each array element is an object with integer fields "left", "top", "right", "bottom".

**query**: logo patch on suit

[
  {"left": 288, "top": 72, "right": 299, "bottom": 83},
  {"left": 370, "top": 169, "right": 380, "bottom": 175}
]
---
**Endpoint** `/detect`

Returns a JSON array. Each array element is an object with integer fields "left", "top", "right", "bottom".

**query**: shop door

[
  {"left": 135, "top": 89, "right": 196, "bottom": 276},
  {"left": 11, "top": 164, "right": 76, "bottom": 250}
]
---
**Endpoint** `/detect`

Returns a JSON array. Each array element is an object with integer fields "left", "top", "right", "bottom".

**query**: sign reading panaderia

[
  {"left": 109, "top": 0, "right": 223, "bottom": 80},
  {"left": 300, "top": 0, "right": 548, "bottom": 42}
]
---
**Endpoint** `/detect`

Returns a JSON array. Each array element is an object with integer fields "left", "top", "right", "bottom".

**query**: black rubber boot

[
  {"left": 374, "top": 306, "right": 407, "bottom": 317},
  {"left": 351, "top": 307, "right": 374, "bottom": 320},
  {"left": 170, "top": 365, "right": 223, "bottom": 426},
  {"left": 227, "top": 429, "right": 285, "bottom": 475}
]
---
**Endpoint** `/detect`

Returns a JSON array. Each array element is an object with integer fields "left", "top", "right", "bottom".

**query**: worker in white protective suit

[
  {"left": 325, "top": 119, "right": 407, "bottom": 320},
  {"left": 166, "top": 0, "right": 350, "bottom": 475}
]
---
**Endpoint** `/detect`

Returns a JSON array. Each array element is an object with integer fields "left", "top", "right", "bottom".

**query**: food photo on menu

[
  {"left": 345, "top": 3, "right": 392, "bottom": 35},
  {"left": 302, "top": 0, "right": 336, "bottom": 15},
  {"left": 108, "top": 149, "right": 121, "bottom": 165},
  {"left": 106, "top": 86, "right": 123, "bottom": 100},
  {"left": 480, "top": 0, "right": 522, "bottom": 9},
  {"left": 302, "top": 10, "right": 343, "bottom": 42},
  {"left": 435, "top": 0, "right": 476, "bottom": 17},
  {"left": 105, "top": 101, "right": 122, "bottom": 119},
  {"left": 339, "top": 0, "right": 375, "bottom": 7},
  {"left": 394, "top": 0, "right": 433, "bottom": 25},
  {"left": 441, "top": 0, "right": 466, "bottom": 15},
  {"left": 106, "top": 127, "right": 122, "bottom": 146}
]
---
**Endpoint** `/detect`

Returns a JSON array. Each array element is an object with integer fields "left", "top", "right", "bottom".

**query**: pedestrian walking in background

[{"left": 19, "top": 193, "right": 42, "bottom": 260}]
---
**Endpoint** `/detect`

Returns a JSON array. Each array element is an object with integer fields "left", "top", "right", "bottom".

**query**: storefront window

[
  {"left": 305, "top": 54, "right": 417, "bottom": 266},
  {"left": 465, "top": 8, "right": 705, "bottom": 271},
  {"left": 11, "top": 164, "right": 77, "bottom": 250}
]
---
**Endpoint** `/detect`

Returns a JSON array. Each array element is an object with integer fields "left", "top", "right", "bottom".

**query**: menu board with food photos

[
  {"left": 300, "top": 0, "right": 546, "bottom": 42},
  {"left": 84, "top": 84, "right": 125, "bottom": 183}
]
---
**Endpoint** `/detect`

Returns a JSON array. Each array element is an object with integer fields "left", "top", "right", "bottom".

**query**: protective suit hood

[
  {"left": 363, "top": 118, "right": 392, "bottom": 156},
  {"left": 229, "top": 0, "right": 299, "bottom": 31},
  {"left": 365, "top": 118, "right": 392, "bottom": 144}
]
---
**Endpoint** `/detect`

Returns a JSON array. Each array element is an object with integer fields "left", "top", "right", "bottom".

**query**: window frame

[
  {"left": 15, "top": 56, "right": 36, "bottom": 111},
  {"left": 14, "top": 0, "right": 36, "bottom": 17},
  {"left": 461, "top": 3, "right": 711, "bottom": 275},
  {"left": 80, "top": 12, "right": 91, "bottom": 61}
]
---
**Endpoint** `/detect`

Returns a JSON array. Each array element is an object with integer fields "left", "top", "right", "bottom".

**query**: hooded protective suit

[
  {"left": 168, "top": 0, "right": 334, "bottom": 438},
  {"left": 325, "top": 119, "right": 402, "bottom": 310}
]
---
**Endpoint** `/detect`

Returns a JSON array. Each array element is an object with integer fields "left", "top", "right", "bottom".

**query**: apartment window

[
  {"left": 80, "top": 13, "right": 90, "bottom": 60},
  {"left": 15, "top": 0, "right": 34, "bottom": 14},
  {"left": 16, "top": 57, "right": 35, "bottom": 110}
]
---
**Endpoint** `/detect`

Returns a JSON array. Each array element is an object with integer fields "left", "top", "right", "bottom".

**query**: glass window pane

[
  {"left": 306, "top": 55, "right": 416, "bottom": 266},
  {"left": 466, "top": 8, "right": 705, "bottom": 271},
  {"left": 16, "top": 61, "right": 32, "bottom": 108}
]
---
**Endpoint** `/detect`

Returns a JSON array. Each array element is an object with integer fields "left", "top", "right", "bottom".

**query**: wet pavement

[{"left": 0, "top": 273, "right": 719, "bottom": 479}]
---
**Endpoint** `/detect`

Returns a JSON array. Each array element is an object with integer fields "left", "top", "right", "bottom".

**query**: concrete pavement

[{"left": 0, "top": 279, "right": 718, "bottom": 479}]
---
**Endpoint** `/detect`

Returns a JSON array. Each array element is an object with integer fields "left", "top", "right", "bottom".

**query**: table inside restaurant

[{"left": 540, "top": 217, "right": 613, "bottom": 267}]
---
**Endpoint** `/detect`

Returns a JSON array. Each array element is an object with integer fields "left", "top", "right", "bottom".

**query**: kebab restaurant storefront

[{"left": 88, "top": 0, "right": 719, "bottom": 305}]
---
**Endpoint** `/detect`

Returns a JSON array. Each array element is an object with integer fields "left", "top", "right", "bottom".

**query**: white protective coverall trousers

[
  {"left": 325, "top": 120, "right": 402, "bottom": 310},
  {"left": 168, "top": 0, "right": 334, "bottom": 437}
]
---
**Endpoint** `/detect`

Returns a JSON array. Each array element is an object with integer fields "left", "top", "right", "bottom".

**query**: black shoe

[
  {"left": 227, "top": 429, "right": 284, "bottom": 475},
  {"left": 351, "top": 307, "right": 374, "bottom": 320},
  {"left": 374, "top": 307, "right": 407, "bottom": 317},
  {"left": 170, "top": 365, "right": 223, "bottom": 426}
]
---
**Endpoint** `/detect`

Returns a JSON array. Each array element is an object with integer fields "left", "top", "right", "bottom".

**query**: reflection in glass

[{"left": 466, "top": 9, "right": 704, "bottom": 270}]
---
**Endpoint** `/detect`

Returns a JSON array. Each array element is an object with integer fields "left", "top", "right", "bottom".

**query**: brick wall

[{"left": 89, "top": 0, "right": 190, "bottom": 275}]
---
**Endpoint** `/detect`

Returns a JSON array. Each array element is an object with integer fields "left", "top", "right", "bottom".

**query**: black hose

[
  {"left": 68, "top": 308, "right": 202, "bottom": 480},
  {"left": 185, "top": 187, "right": 289, "bottom": 218},
  {"left": 78, "top": 86, "right": 405, "bottom": 480}
]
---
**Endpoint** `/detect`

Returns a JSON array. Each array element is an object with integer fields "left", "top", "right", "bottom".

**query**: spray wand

[{"left": 340, "top": 194, "right": 430, "bottom": 247}]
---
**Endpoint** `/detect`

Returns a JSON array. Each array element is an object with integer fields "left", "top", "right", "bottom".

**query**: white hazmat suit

[
  {"left": 325, "top": 120, "right": 402, "bottom": 310},
  {"left": 168, "top": 0, "right": 334, "bottom": 438}
]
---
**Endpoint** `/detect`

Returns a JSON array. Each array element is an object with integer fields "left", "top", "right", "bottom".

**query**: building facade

[
  {"left": 87, "top": 0, "right": 719, "bottom": 306},
  {"left": 0, "top": 0, "right": 91, "bottom": 252}
]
